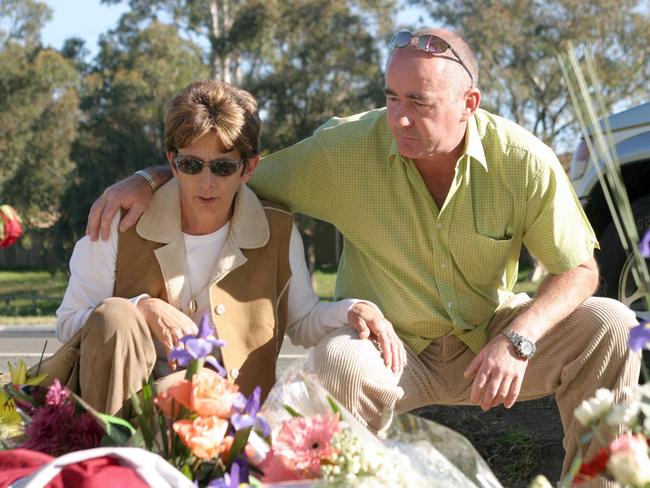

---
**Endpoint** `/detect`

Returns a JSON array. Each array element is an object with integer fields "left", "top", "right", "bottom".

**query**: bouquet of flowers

[{"left": 259, "top": 365, "right": 502, "bottom": 487}]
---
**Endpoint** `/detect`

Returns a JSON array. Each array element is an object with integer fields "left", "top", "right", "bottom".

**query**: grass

[{"left": 0, "top": 269, "right": 68, "bottom": 323}]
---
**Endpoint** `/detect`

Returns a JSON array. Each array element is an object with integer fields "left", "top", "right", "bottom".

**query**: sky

[
  {"left": 40, "top": 1, "right": 427, "bottom": 56},
  {"left": 41, "top": 1, "right": 129, "bottom": 55}
]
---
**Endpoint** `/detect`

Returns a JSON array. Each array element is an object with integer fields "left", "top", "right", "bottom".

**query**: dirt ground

[{"left": 413, "top": 395, "right": 565, "bottom": 487}]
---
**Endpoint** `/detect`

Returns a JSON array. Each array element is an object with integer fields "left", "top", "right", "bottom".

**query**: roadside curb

[{"left": 0, "top": 324, "right": 57, "bottom": 337}]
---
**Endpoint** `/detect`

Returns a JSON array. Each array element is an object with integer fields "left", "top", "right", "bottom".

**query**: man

[{"left": 87, "top": 29, "right": 639, "bottom": 481}]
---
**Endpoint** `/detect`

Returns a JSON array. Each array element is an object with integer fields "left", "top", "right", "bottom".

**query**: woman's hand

[
  {"left": 347, "top": 302, "right": 407, "bottom": 374},
  {"left": 137, "top": 298, "right": 198, "bottom": 360}
]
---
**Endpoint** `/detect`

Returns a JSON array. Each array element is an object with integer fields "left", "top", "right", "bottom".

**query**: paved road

[{"left": 0, "top": 324, "right": 309, "bottom": 377}]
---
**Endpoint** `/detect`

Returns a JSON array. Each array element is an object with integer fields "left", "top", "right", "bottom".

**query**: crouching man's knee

[{"left": 312, "top": 327, "right": 403, "bottom": 434}]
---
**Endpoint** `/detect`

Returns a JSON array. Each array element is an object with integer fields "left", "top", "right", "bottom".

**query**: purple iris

[
  {"left": 168, "top": 313, "right": 226, "bottom": 375},
  {"left": 629, "top": 321, "right": 650, "bottom": 352},
  {"left": 231, "top": 386, "right": 271, "bottom": 437},
  {"left": 208, "top": 459, "right": 247, "bottom": 488},
  {"left": 641, "top": 229, "right": 650, "bottom": 259}
]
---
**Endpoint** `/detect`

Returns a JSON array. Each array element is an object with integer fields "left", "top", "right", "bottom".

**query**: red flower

[
  {"left": 0, "top": 205, "right": 23, "bottom": 248},
  {"left": 575, "top": 448, "right": 610, "bottom": 483}
]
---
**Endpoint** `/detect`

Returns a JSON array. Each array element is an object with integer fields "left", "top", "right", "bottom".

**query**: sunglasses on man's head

[
  {"left": 389, "top": 31, "right": 474, "bottom": 88},
  {"left": 173, "top": 155, "right": 245, "bottom": 177}
]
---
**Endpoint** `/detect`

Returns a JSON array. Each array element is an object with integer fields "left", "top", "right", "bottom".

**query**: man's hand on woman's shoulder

[{"left": 86, "top": 174, "right": 154, "bottom": 241}]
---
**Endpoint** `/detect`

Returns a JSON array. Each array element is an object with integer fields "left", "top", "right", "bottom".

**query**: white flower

[
  {"left": 528, "top": 475, "right": 553, "bottom": 488},
  {"left": 574, "top": 388, "right": 615, "bottom": 426},
  {"left": 607, "top": 433, "right": 650, "bottom": 486},
  {"left": 606, "top": 401, "right": 641, "bottom": 427}
]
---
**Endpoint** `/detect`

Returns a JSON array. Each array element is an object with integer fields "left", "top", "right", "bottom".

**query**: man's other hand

[
  {"left": 463, "top": 334, "right": 528, "bottom": 411},
  {"left": 86, "top": 174, "right": 153, "bottom": 241},
  {"left": 347, "top": 302, "right": 406, "bottom": 374}
]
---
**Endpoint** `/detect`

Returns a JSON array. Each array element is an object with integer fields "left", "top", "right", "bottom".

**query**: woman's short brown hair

[{"left": 164, "top": 80, "right": 261, "bottom": 158}]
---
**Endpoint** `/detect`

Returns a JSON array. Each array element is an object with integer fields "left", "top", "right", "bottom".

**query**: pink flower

[
  {"left": 44, "top": 379, "right": 70, "bottom": 406},
  {"left": 607, "top": 433, "right": 650, "bottom": 486},
  {"left": 262, "top": 413, "right": 341, "bottom": 482}
]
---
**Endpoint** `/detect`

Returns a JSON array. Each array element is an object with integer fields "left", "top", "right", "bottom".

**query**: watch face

[{"left": 520, "top": 340, "right": 534, "bottom": 357}]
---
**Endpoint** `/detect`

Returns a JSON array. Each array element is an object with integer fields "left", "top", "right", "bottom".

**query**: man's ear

[
  {"left": 241, "top": 155, "right": 260, "bottom": 183},
  {"left": 461, "top": 88, "right": 481, "bottom": 122}
]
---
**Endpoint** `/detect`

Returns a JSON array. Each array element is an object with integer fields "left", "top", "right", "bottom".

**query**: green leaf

[
  {"left": 283, "top": 405, "right": 302, "bottom": 418},
  {"left": 326, "top": 395, "right": 341, "bottom": 416},
  {"left": 226, "top": 427, "right": 252, "bottom": 466},
  {"left": 72, "top": 393, "right": 135, "bottom": 445},
  {"left": 559, "top": 452, "right": 583, "bottom": 488}
]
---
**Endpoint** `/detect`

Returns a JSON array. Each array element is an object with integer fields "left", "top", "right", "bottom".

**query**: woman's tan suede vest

[{"left": 113, "top": 185, "right": 292, "bottom": 400}]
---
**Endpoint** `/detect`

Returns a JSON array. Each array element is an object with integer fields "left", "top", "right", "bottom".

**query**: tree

[
  {"left": 53, "top": 21, "right": 208, "bottom": 263},
  {"left": 409, "top": 0, "right": 650, "bottom": 149},
  {"left": 100, "top": 0, "right": 250, "bottom": 82},
  {"left": 0, "top": 0, "right": 79, "bottom": 240}
]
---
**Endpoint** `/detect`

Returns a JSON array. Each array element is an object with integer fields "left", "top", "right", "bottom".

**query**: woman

[{"left": 49, "top": 80, "right": 401, "bottom": 416}]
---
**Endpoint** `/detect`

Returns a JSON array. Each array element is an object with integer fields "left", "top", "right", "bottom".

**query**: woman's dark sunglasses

[
  {"left": 173, "top": 155, "right": 244, "bottom": 177},
  {"left": 389, "top": 31, "right": 474, "bottom": 87}
]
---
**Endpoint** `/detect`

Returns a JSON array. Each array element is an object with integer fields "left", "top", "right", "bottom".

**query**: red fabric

[
  {"left": 0, "top": 449, "right": 149, "bottom": 488},
  {"left": 0, "top": 205, "right": 23, "bottom": 248}
]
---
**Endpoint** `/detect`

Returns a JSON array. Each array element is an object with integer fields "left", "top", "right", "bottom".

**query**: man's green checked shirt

[{"left": 250, "top": 108, "right": 597, "bottom": 354}]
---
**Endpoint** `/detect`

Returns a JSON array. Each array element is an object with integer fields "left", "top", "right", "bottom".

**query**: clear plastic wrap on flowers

[{"left": 260, "top": 359, "right": 503, "bottom": 488}]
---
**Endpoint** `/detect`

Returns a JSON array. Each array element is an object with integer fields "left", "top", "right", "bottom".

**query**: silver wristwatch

[{"left": 501, "top": 328, "right": 536, "bottom": 360}]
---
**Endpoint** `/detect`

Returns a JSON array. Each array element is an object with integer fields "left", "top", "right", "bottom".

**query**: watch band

[{"left": 501, "top": 328, "right": 536, "bottom": 359}]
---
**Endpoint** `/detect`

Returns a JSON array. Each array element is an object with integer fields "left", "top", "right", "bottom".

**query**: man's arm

[
  {"left": 464, "top": 256, "right": 599, "bottom": 411},
  {"left": 86, "top": 165, "right": 172, "bottom": 241}
]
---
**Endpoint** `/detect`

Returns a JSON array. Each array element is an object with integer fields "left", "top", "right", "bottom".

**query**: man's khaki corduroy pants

[{"left": 313, "top": 295, "right": 641, "bottom": 486}]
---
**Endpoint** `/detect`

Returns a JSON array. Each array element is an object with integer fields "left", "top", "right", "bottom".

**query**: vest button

[
  {"left": 214, "top": 304, "right": 226, "bottom": 315},
  {"left": 230, "top": 367, "right": 239, "bottom": 379}
]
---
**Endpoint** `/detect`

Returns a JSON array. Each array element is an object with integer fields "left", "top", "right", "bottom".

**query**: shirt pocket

[{"left": 451, "top": 231, "right": 515, "bottom": 288}]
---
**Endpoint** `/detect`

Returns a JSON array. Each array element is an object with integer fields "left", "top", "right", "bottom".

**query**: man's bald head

[{"left": 397, "top": 28, "right": 478, "bottom": 90}]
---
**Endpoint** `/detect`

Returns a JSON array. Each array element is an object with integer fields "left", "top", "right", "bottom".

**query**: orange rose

[
  {"left": 218, "top": 435, "right": 234, "bottom": 462},
  {"left": 191, "top": 369, "right": 240, "bottom": 418},
  {"left": 173, "top": 415, "right": 229, "bottom": 459},
  {"left": 154, "top": 379, "right": 192, "bottom": 417}
]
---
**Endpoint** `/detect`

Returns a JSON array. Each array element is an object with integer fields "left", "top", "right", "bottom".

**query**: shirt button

[
  {"left": 447, "top": 302, "right": 453, "bottom": 309},
  {"left": 230, "top": 367, "right": 239, "bottom": 379},
  {"left": 436, "top": 223, "right": 443, "bottom": 229},
  {"left": 214, "top": 304, "right": 226, "bottom": 315}
]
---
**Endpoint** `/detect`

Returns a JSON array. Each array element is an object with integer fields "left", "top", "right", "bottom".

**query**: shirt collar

[
  {"left": 386, "top": 113, "right": 488, "bottom": 171},
  {"left": 465, "top": 113, "right": 488, "bottom": 172}
]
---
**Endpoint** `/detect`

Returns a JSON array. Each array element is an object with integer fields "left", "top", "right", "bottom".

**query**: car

[{"left": 569, "top": 100, "right": 650, "bottom": 321}]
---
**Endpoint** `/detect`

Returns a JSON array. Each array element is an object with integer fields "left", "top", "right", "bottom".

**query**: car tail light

[{"left": 569, "top": 139, "right": 590, "bottom": 181}]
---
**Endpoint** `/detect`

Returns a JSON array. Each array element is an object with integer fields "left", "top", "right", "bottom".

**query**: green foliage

[
  {"left": 245, "top": 0, "right": 391, "bottom": 152},
  {"left": 0, "top": 0, "right": 79, "bottom": 244},
  {"left": 0, "top": 0, "right": 51, "bottom": 46},
  {"left": 409, "top": 0, "right": 650, "bottom": 149}
]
